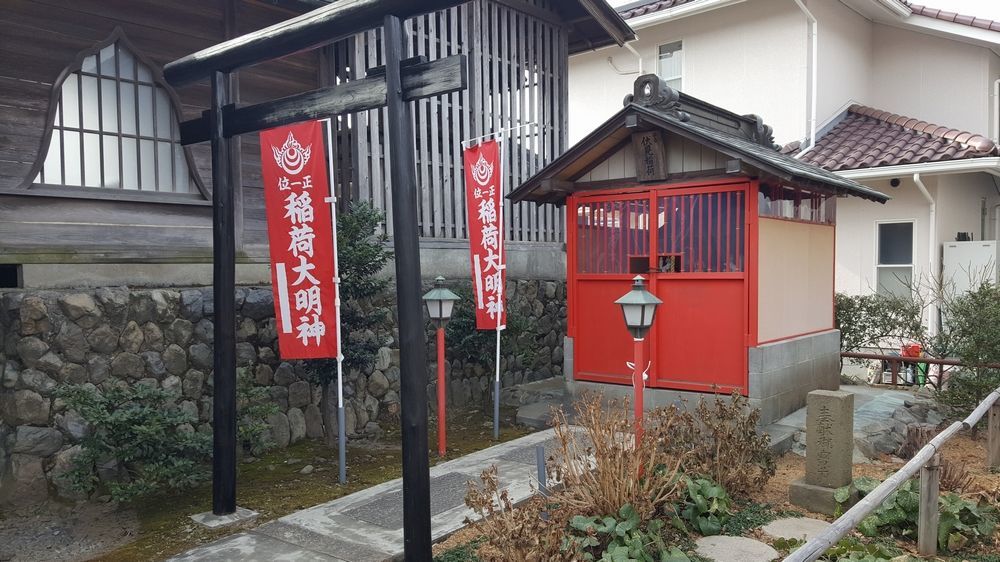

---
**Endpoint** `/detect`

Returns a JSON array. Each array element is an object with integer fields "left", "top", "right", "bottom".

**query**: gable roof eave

[{"left": 509, "top": 104, "right": 890, "bottom": 205}]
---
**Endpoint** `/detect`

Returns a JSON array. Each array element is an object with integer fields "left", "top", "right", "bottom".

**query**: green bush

[
  {"left": 237, "top": 369, "right": 280, "bottom": 456},
  {"left": 563, "top": 504, "right": 691, "bottom": 562},
  {"left": 445, "top": 287, "right": 537, "bottom": 370},
  {"left": 58, "top": 373, "right": 277, "bottom": 502},
  {"left": 57, "top": 383, "right": 212, "bottom": 502},
  {"left": 834, "top": 292, "right": 924, "bottom": 359},
  {"left": 936, "top": 282, "right": 1000, "bottom": 422},
  {"left": 834, "top": 477, "right": 996, "bottom": 552},
  {"left": 303, "top": 201, "right": 392, "bottom": 383},
  {"left": 671, "top": 477, "right": 732, "bottom": 536}
]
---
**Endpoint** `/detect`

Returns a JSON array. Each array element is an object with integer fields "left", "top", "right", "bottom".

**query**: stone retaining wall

[{"left": 0, "top": 280, "right": 566, "bottom": 504}]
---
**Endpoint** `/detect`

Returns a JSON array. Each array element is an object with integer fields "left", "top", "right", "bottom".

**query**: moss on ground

[{"left": 92, "top": 407, "right": 530, "bottom": 561}]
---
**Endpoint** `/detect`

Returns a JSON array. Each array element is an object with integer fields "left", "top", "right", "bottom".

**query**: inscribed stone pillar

[
  {"left": 805, "top": 390, "right": 853, "bottom": 488},
  {"left": 790, "top": 390, "right": 855, "bottom": 514}
]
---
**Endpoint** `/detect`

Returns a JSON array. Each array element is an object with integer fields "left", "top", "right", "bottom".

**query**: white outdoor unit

[{"left": 942, "top": 240, "right": 998, "bottom": 295}]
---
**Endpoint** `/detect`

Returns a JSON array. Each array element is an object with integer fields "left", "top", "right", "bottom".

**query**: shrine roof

[{"left": 509, "top": 76, "right": 889, "bottom": 205}]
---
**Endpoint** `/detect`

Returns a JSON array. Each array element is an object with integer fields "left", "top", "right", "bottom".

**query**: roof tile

[
  {"left": 785, "top": 104, "right": 996, "bottom": 171},
  {"left": 617, "top": 0, "right": 697, "bottom": 20},
  {"left": 906, "top": 2, "right": 1000, "bottom": 33}
]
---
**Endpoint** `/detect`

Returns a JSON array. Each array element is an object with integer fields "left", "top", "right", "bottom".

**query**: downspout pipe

[
  {"left": 607, "top": 43, "right": 644, "bottom": 75},
  {"left": 913, "top": 173, "right": 938, "bottom": 340},
  {"left": 993, "top": 78, "right": 1000, "bottom": 144},
  {"left": 792, "top": 0, "right": 818, "bottom": 151}
]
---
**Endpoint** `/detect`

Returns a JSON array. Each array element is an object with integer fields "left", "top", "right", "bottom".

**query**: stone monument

[{"left": 789, "top": 390, "right": 856, "bottom": 514}]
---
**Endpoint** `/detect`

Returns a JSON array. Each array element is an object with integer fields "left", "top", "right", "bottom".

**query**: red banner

[
  {"left": 260, "top": 121, "right": 339, "bottom": 359},
  {"left": 463, "top": 139, "right": 506, "bottom": 330}
]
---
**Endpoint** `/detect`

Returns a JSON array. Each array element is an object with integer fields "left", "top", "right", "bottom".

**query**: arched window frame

[{"left": 20, "top": 27, "right": 208, "bottom": 201}]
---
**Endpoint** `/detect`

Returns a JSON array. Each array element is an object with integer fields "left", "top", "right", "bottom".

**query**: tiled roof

[
  {"left": 905, "top": 2, "right": 1000, "bottom": 32},
  {"left": 784, "top": 105, "right": 996, "bottom": 171},
  {"left": 617, "top": 0, "right": 697, "bottom": 20}
]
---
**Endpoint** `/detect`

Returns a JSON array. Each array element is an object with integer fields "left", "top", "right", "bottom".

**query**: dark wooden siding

[
  {"left": 0, "top": 0, "right": 318, "bottom": 262},
  {"left": 0, "top": 0, "right": 568, "bottom": 264}
]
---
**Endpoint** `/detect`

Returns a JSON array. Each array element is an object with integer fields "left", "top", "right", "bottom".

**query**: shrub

[
  {"left": 464, "top": 395, "right": 688, "bottom": 560},
  {"left": 301, "top": 202, "right": 393, "bottom": 443},
  {"left": 303, "top": 201, "right": 392, "bottom": 381},
  {"left": 463, "top": 465, "right": 569, "bottom": 560},
  {"left": 564, "top": 505, "right": 691, "bottom": 561},
  {"left": 549, "top": 394, "right": 685, "bottom": 520},
  {"left": 835, "top": 477, "right": 997, "bottom": 552},
  {"left": 670, "top": 476, "right": 732, "bottom": 536},
  {"left": 658, "top": 392, "right": 775, "bottom": 497},
  {"left": 57, "top": 383, "right": 212, "bottom": 502},
  {"left": 58, "top": 375, "right": 277, "bottom": 502},
  {"left": 237, "top": 369, "right": 279, "bottom": 456},
  {"left": 835, "top": 292, "right": 925, "bottom": 359},
  {"left": 445, "top": 287, "right": 537, "bottom": 371},
  {"left": 936, "top": 282, "right": 1000, "bottom": 423}
]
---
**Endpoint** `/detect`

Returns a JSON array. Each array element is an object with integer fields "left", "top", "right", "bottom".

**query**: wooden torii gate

[{"left": 164, "top": 1, "right": 467, "bottom": 557}]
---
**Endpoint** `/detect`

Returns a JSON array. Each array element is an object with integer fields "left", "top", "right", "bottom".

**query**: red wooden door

[
  {"left": 569, "top": 182, "right": 750, "bottom": 394},
  {"left": 572, "top": 194, "right": 653, "bottom": 385},
  {"left": 648, "top": 186, "right": 747, "bottom": 393}
]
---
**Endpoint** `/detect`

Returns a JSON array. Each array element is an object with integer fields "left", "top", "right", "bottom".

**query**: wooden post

[
  {"left": 917, "top": 453, "right": 940, "bottom": 557},
  {"left": 988, "top": 403, "right": 1000, "bottom": 470},
  {"left": 384, "top": 13, "right": 432, "bottom": 559},
  {"left": 210, "top": 70, "right": 237, "bottom": 516}
]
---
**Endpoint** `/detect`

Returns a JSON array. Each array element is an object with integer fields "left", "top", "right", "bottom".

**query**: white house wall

[
  {"left": 835, "top": 177, "right": 934, "bottom": 296},
  {"left": 836, "top": 173, "right": 1000, "bottom": 298},
  {"left": 568, "top": 0, "right": 807, "bottom": 145},
  {"left": 934, "top": 173, "right": 1000, "bottom": 243},
  {"left": 811, "top": 0, "right": 873, "bottom": 122},
  {"left": 870, "top": 23, "right": 996, "bottom": 135}
]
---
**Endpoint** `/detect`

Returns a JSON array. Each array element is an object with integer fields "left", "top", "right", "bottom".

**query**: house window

[
  {"left": 657, "top": 41, "right": 683, "bottom": 91},
  {"left": 33, "top": 37, "right": 195, "bottom": 193},
  {"left": 876, "top": 221, "right": 914, "bottom": 298}
]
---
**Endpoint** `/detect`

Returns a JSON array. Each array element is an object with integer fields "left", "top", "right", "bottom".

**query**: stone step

[
  {"left": 515, "top": 400, "right": 561, "bottom": 430},
  {"left": 762, "top": 517, "right": 831, "bottom": 542},
  {"left": 500, "top": 376, "right": 566, "bottom": 407},
  {"left": 695, "top": 536, "right": 779, "bottom": 562},
  {"left": 762, "top": 423, "right": 798, "bottom": 455}
]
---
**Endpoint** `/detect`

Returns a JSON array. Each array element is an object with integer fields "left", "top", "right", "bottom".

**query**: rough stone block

[{"left": 789, "top": 477, "right": 857, "bottom": 516}]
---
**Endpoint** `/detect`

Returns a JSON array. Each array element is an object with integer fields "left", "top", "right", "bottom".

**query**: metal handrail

[{"left": 784, "top": 387, "right": 1000, "bottom": 562}]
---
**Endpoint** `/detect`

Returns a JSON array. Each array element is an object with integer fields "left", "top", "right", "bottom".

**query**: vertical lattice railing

[{"left": 346, "top": 0, "right": 566, "bottom": 242}]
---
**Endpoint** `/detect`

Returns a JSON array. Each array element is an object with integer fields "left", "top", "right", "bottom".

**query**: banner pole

[
  {"left": 493, "top": 135, "right": 506, "bottom": 441},
  {"left": 323, "top": 118, "right": 347, "bottom": 485}
]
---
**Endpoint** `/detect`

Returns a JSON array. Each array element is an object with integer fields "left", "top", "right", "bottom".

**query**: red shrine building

[{"left": 510, "top": 75, "right": 889, "bottom": 425}]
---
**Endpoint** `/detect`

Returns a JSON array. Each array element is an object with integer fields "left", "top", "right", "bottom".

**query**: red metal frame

[{"left": 567, "top": 178, "right": 757, "bottom": 396}]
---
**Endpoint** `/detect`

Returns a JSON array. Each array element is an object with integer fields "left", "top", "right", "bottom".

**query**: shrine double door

[{"left": 567, "top": 180, "right": 753, "bottom": 394}]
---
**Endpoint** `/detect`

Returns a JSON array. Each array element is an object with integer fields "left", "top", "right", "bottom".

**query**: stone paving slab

[
  {"left": 169, "top": 428, "right": 560, "bottom": 562},
  {"left": 169, "top": 532, "right": 345, "bottom": 562},
  {"left": 343, "top": 471, "right": 474, "bottom": 530},
  {"left": 498, "top": 437, "right": 560, "bottom": 465},
  {"left": 762, "top": 517, "right": 831, "bottom": 542},
  {"left": 695, "top": 535, "right": 779, "bottom": 562},
  {"left": 255, "top": 521, "right": 393, "bottom": 562}
]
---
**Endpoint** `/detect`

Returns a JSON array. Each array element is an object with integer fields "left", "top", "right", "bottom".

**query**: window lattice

[{"left": 35, "top": 40, "right": 194, "bottom": 193}]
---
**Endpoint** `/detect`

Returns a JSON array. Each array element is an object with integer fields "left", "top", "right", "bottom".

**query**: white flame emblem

[
  {"left": 471, "top": 152, "right": 494, "bottom": 187},
  {"left": 272, "top": 132, "right": 312, "bottom": 175}
]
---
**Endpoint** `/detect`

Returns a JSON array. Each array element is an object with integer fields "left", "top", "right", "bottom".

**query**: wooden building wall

[{"left": 0, "top": 0, "right": 568, "bottom": 267}]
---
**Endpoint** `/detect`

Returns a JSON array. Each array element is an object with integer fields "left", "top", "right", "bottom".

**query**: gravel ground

[{"left": 0, "top": 501, "right": 138, "bottom": 562}]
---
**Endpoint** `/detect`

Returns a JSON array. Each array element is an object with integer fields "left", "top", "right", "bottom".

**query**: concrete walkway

[{"left": 169, "top": 429, "right": 560, "bottom": 562}]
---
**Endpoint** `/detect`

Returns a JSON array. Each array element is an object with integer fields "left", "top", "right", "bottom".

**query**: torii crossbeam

[{"left": 164, "top": 1, "right": 467, "bottom": 558}]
